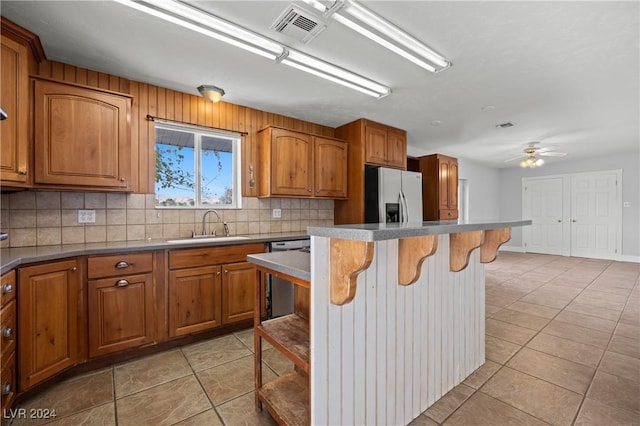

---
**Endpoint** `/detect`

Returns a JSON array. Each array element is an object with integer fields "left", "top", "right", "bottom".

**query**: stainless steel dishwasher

[{"left": 267, "top": 238, "right": 310, "bottom": 318}]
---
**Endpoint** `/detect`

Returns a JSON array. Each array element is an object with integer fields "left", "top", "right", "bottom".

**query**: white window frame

[{"left": 154, "top": 121, "right": 242, "bottom": 209}]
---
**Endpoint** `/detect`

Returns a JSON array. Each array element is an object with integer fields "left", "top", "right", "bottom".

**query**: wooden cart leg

[{"left": 254, "top": 268, "right": 263, "bottom": 412}]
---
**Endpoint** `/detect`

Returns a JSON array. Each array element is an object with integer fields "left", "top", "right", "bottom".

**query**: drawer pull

[
  {"left": 116, "top": 279, "right": 129, "bottom": 287},
  {"left": 2, "top": 327, "right": 12, "bottom": 338},
  {"left": 2, "top": 383, "right": 11, "bottom": 395},
  {"left": 2, "top": 283, "right": 13, "bottom": 294},
  {"left": 115, "top": 261, "right": 130, "bottom": 269}
]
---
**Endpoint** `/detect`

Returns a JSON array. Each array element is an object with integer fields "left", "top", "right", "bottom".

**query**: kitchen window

[{"left": 154, "top": 122, "right": 241, "bottom": 208}]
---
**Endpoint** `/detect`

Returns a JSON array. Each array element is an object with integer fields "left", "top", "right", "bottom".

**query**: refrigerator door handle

[
  {"left": 400, "top": 190, "right": 409, "bottom": 222},
  {"left": 398, "top": 192, "right": 405, "bottom": 222}
]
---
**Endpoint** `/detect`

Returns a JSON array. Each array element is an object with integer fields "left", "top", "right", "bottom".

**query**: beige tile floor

[{"left": 6, "top": 253, "right": 639, "bottom": 426}]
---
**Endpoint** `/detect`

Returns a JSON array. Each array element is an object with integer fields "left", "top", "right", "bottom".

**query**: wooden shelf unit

[
  {"left": 254, "top": 265, "right": 310, "bottom": 425},
  {"left": 257, "top": 371, "right": 310, "bottom": 426}
]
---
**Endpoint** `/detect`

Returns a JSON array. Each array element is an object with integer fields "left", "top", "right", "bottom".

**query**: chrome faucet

[
  {"left": 200, "top": 209, "right": 221, "bottom": 237},
  {"left": 223, "top": 222, "right": 231, "bottom": 237}
]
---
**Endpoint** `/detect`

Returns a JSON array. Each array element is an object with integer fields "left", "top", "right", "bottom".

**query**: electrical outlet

[
  {"left": 272, "top": 208, "right": 282, "bottom": 218},
  {"left": 78, "top": 209, "right": 96, "bottom": 224},
  {"left": 623, "top": 201, "right": 632, "bottom": 207}
]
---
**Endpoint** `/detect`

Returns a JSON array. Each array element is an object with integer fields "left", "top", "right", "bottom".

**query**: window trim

[{"left": 154, "top": 121, "right": 242, "bottom": 209}]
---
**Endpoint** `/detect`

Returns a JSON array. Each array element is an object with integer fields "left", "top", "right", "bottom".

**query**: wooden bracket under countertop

[
  {"left": 398, "top": 235, "right": 438, "bottom": 285},
  {"left": 330, "top": 238, "right": 374, "bottom": 305},
  {"left": 480, "top": 228, "right": 512, "bottom": 263},
  {"left": 449, "top": 231, "right": 484, "bottom": 272}
]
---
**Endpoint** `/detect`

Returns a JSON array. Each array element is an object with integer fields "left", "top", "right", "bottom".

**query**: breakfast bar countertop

[{"left": 307, "top": 218, "right": 532, "bottom": 241}]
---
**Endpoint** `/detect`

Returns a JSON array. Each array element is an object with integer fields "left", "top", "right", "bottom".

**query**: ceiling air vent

[{"left": 271, "top": 5, "right": 326, "bottom": 44}]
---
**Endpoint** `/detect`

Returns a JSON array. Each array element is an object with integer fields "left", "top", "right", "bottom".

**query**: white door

[
  {"left": 523, "top": 178, "right": 564, "bottom": 255},
  {"left": 571, "top": 172, "right": 619, "bottom": 259}
]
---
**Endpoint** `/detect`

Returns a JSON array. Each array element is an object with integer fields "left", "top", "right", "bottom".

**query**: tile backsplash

[{"left": 0, "top": 191, "right": 334, "bottom": 248}]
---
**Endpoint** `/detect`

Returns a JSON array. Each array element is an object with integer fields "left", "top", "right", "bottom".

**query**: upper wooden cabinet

[
  {"left": 33, "top": 77, "right": 132, "bottom": 190},
  {"left": 334, "top": 118, "right": 408, "bottom": 224},
  {"left": 257, "top": 126, "right": 347, "bottom": 199},
  {"left": 419, "top": 154, "right": 459, "bottom": 221},
  {"left": 364, "top": 121, "right": 407, "bottom": 169},
  {"left": 0, "top": 19, "right": 43, "bottom": 187}
]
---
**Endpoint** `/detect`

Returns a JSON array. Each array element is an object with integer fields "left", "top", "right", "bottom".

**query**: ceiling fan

[{"left": 505, "top": 142, "right": 567, "bottom": 168}]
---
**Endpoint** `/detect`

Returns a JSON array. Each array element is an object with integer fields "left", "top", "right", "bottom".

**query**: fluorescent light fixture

[
  {"left": 334, "top": 0, "right": 451, "bottom": 72},
  {"left": 114, "top": 0, "right": 284, "bottom": 59},
  {"left": 300, "top": 0, "right": 328, "bottom": 13},
  {"left": 282, "top": 49, "right": 391, "bottom": 98},
  {"left": 114, "top": 0, "right": 391, "bottom": 98}
]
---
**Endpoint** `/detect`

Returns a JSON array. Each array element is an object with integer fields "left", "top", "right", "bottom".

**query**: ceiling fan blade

[
  {"left": 504, "top": 155, "right": 524, "bottom": 162},
  {"left": 539, "top": 151, "right": 567, "bottom": 157}
]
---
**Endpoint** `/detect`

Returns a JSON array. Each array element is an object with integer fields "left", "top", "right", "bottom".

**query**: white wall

[
  {"left": 498, "top": 150, "right": 640, "bottom": 257},
  {"left": 457, "top": 158, "right": 501, "bottom": 221}
]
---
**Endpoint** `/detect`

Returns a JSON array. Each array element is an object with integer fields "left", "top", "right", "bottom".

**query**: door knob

[
  {"left": 572, "top": 219, "right": 577, "bottom": 223},
  {"left": 557, "top": 220, "right": 562, "bottom": 223}
]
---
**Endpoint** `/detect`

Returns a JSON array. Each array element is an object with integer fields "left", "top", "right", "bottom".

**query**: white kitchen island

[{"left": 249, "top": 219, "right": 530, "bottom": 425}]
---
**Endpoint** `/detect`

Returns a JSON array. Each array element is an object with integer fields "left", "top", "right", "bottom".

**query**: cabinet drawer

[
  {"left": 169, "top": 243, "right": 265, "bottom": 269},
  {"left": 438, "top": 209, "right": 458, "bottom": 220},
  {"left": 0, "top": 270, "right": 16, "bottom": 307},
  {"left": 1, "top": 300, "right": 16, "bottom": 363},
  {"left": 88, "top": 253, "right": 153, "bottom": 279},
  {"left": 1, "top": 352, "right": 16, "bottom": 411}
]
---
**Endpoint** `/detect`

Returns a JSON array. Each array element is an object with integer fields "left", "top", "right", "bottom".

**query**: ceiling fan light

[{"left": 535, "top": 158, "right": 544, "bottom": 167}]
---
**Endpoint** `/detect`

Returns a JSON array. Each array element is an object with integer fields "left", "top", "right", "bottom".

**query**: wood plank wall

[
  {"left": 310, "top": 235, "right": 485, "bottom": 425},
  {"left": 37, "top": 60, "right": 336, "bottom": 196}
]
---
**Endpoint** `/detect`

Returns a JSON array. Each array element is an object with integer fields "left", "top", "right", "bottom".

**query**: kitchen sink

[{"left": 166, "top": 236, "right": 250, "bottom": 244}]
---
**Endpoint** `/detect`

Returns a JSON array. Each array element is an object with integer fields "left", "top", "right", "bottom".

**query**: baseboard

[
  {"left": 499, "top": 245, "right": 526, "bottom": 253},
  {"left": 619, "top": 254, "right": 640, "bottom": 263}
]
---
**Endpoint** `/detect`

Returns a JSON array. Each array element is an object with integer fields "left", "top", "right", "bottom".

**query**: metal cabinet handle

[
  {"left": 2, "top": 327, "right": 12, "bottom": 338},
  {"left": 307, "top": 188, "right": 312, "bottom": 192},
  {"left": 70, "top": 267, "right": 77, "bottom": 272},
  {"left": 115, "top": 261, "right": 130, "bottom": 269},
  {"left": 216, "top": 272, "right": 221, "bottom": 276},
  {"left": 18, "top": 169, "right": 27, "bottom": 175},
  {"left": 116, "top": 279, "right": 129, "bottom": 287},
  {"left": 2, "top": 383, "right": 11, "bottom": 395},
  {"left": 224, "top": 270, "right": 228, "bottom": 274},
  {"left": 2, "top": 283, "right": 13, "bottom": 294}
]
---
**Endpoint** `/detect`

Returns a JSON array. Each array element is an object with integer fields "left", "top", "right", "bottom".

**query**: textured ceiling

[{"left": 1, "top": 1, "right": 638, "bottom": 167}]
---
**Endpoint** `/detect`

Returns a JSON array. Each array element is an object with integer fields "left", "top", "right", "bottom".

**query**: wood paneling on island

[{"left": 37, "top": 60, "right": 335, "bottom": 195}]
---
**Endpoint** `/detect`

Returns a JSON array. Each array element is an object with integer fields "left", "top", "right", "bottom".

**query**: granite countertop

[
  {"left": 307, "top": 219, "right": 532, "bottom": 242},
  {"left": 0, "top": 232, "right": 308, "bottom": 274},
  {"left": 247, "top": 251, "right": 310, "bottom": 282}
]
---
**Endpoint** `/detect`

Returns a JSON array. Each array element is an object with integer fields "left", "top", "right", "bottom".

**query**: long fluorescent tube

[
  {"left": 283, "top": 49, "right": 391, "bottom": 98},
  {"left": 114, "top": 0, "right": 283, "bottom": 59},
  {"left": 336, "top": 0, "right": 450, "bottom": 72},
  {"left": 114, "top": 0, "right": 391, "bottom": 98}
]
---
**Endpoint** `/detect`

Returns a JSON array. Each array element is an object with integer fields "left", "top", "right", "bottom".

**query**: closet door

[
  {"left": 523, "top": 177, "right": 565, "bottom": 255},
  {"left": 570, "top": 172, "right": 619, "bottom": 259}
]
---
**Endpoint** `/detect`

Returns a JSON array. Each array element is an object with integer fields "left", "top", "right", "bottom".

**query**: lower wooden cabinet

[
  {"left": 88, "top": 273, "right": 155, "bottom": 357},
  {"left": 168, "top": 243, "right": 265, "bottom": 337},
  {"left": 222, "top": 262, "right": 256, "bottom": 324},
  {"left": 169, "top": 266, "right": 222, "bottom": 337},
  {"left": 18, "top": 259, "right": 80, "bottom": 390},
  {"left": 1, "top": 269, "right": 17, "bottom": 411}
]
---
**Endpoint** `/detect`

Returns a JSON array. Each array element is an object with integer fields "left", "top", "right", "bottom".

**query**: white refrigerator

[{"left": 364, "top": 165, "right": 423, "bottom": 223}]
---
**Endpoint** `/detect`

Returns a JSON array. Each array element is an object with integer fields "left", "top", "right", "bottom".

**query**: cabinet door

[
  {"left": 364, "top": 125, "right": 388, "bottom": 166},
  {"left": 314, "top": 137, "right": 347, "bottom": 198},
  {"left": 169, "top": 266, "right": 222, "bottom": 337},
  {"left": 270, "top": 128, "right": 313, "bottom": 196},
  {"left": 88, "top": 273, "right": 154, "bottom": 357},
  {"left": 386, "top": 130, "right": 407, "bottom": 169},
  {"left": 33, "top": 79, "right": 131, "bottom": 189},
  {"left": 0, "top": 37, "right": 29, "bottom": 184},
  {"left": 448, "top": 160, "right": 459, "bottom": 212},
  {"left": 18, "top": 259, "right": 79, "bottom": 390},
  {"left": 222, "top": 262, "right": 256, "bottom": 324},
  {"left": 438, "top": 160, "right": 450, "bottom": 210}
]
